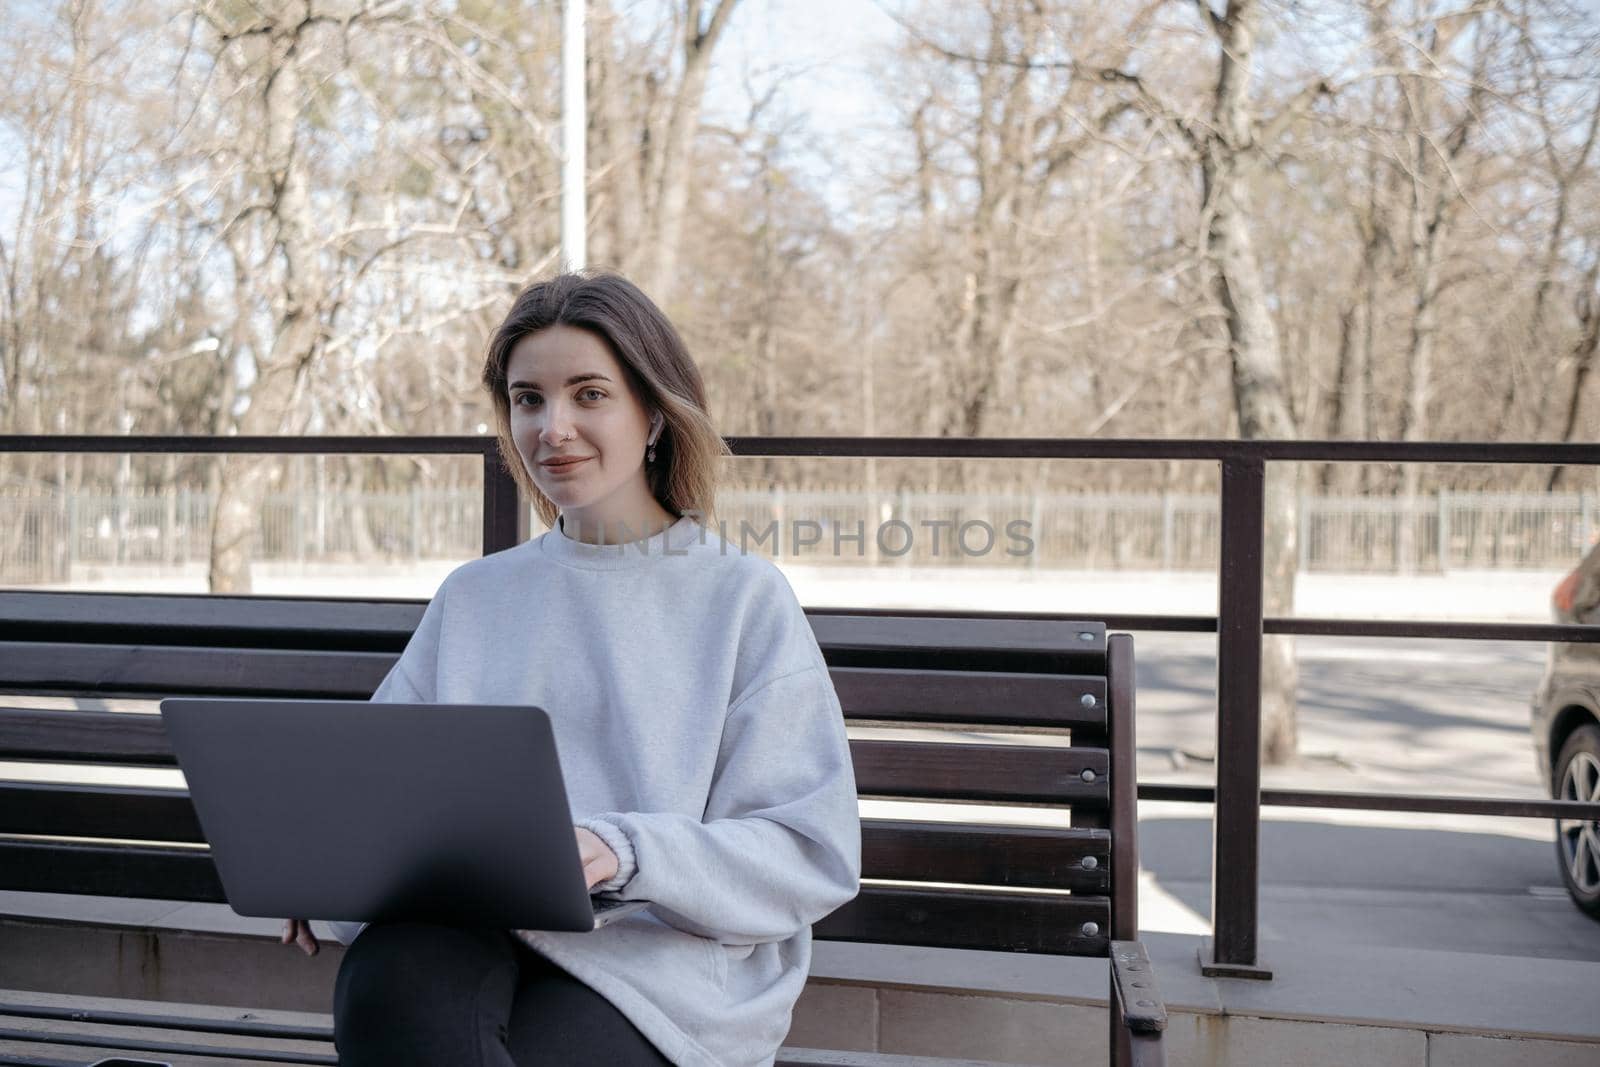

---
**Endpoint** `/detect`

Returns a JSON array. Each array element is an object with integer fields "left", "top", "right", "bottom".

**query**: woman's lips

[{"left": 541, "top": 457, "right": 591, "bottom": 473}]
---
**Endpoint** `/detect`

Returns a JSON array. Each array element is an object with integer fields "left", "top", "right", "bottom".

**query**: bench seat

[{"left": 0, "top": 986, "right": 1049, "bottom": 1067}]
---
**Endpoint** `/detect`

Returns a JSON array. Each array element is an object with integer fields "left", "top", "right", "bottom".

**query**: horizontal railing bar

[
  {"left": 807, "top": 607, "right": 1220, "bottom": 632},
  {"left": 4, "top": 434, "right": 1600, "bottom": 465},
  {"left": 1138, "top": 783, "right": 1600, "bottom": 820},
  {"left": 817, "top": 608, "right": 1600, "bottom": 643},
  {"left": 1264, "top": 618, "right": 1600, "bottom": 642},
  {"left": 0, "top": 435, "right": 496, "bottom": 455},
  {"left": 7, "top": 599, "right": 1590, "bottom": 645},
  {"left": 720, "top": 437, "right": 1600, "bottom": 465},
  {"left": 814, "top": 608, "right": 1600, "bottom": 644}
]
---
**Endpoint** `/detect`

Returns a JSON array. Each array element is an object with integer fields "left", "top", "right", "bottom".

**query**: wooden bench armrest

[{"left": 1110, "top": 938, "right": 1168, "bottom": 1038}]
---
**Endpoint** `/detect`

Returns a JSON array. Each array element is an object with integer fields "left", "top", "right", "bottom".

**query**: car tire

[{"left": 1553, "top": 723, "right": 1600, "bottom": 919}]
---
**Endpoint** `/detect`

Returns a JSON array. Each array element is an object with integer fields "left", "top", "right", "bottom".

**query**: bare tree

[
  {"left": 184, "top": 1, "right": 431, "bottom": 592},
  {"left": 588, "top": 0, "right": 744, "bottom": 302},
  {"left": 1191, "top": 0, "right": 1316, "bottom": 763},
  {"left": 878, "top": 0, "right": 1164, "bottom": 509},
  {"left": 1390, "top": 3, "right": 1493, "bottom": 570}
]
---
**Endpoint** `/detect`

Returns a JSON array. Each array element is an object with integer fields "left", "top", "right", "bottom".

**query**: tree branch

[{"left": 1190, "top": 0, "right": 1227, "bottom": 39}]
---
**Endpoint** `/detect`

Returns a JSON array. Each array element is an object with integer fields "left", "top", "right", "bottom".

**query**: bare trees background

[{"left": 2, "top": 0, "right": 1598, "bottom": 568}]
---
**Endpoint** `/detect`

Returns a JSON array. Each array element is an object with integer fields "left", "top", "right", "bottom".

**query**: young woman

[{"left": 281, "top": 271, "right": 862, "bottom": 1066}]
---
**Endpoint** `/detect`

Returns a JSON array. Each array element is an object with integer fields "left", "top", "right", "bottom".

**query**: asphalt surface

[{"left": 1121, "top": 632, "right": 1600, "bottom": 961}]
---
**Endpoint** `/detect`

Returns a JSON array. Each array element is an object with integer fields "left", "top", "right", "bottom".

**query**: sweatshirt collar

[{"left": 539, "top": 513, "right": 703, "bottom": 570}]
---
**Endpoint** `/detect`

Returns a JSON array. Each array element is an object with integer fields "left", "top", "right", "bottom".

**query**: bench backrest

[{"left": 0, "top": 590, "right": 1140, "bottom": 957}]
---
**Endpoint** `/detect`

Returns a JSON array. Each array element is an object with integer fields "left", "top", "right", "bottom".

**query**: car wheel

[{"left": 1554, "top": 723, "right": 1600, "bottom": 919}]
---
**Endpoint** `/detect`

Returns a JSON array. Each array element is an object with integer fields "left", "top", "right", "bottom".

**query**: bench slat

[
  {"left": 1, "top": 599, "right": 1106, "bottom": 676},
  {"left": 2, "top": 658, "right": 1102, "bottom": 727},
  {"left": 0, "top": 714, "right": 1108, "bottom": 806},
  {"left": 0, "top": 1036, "right": 326, "bottom": 1067},
  {"left": 0, "top": 989, "right": 333, "bottom": 1042},
  {"left": 0, "top": 989, "right": 1019, "bottom": 1067},
  {"left": 0, "top": 644, "right": 394, "bottom": 699},
  {"left": 816, "top": 886, "right": 1110, "bottom": 955},
  {"left": 0, "top": 1017, "right": 336, "bottom": 1065},
  {"left": 0, "top": 709, "right": 173, "bottom": 764},
  {"left": 815, "top": 615, "right": 1104, "bottom": 673},
  {"left": 0, "top": 783, "right": 201, "bottom": 841},
  {"left": 0, "top": 790, "right": 1112, "bottom": 891},
  {"left": 863, "top": 820, "right": 1109, "bottom": 892},
  {"left": 831, "top": 667, "right": 1104, "bottom": 728},
  {"left": 852, "top": 739, "right": 1108, "bottom": 805},
  {"left": 0, "top": 726, "right": 1107, "bottom": 799},
  {"left": 0, "top": 668, "right": 1100, "bottom": 735},
  {"left": 0, "top": 841, "right": 224, "bottom": 901},
  {"left": 0, "top": 843, "right": 1110, "bottom": 955},
  {"left": 0, "top": 591, "right": 423, "bottom": 652}
]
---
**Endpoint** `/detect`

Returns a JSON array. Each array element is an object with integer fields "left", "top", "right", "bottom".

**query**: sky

[
  {"left": 676, "top": 0, "right": 906, "bottom": 222},
  {"left": 0, "top": 0, "right": 906, "bottom": 262}
]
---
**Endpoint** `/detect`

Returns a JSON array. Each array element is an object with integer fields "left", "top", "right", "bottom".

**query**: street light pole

[{"left": 561, "top": 0, "right": 587, "bottom": 272}]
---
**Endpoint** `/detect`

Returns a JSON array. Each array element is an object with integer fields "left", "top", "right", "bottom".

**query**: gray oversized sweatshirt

[{"left": 324, "top": 514, "right": 861, "bottom": 1067}]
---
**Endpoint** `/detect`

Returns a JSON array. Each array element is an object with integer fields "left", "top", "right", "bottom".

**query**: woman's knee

[
  {"left": 505, "top": 952, "right": 671, "bottom": 1066},
  {"left": 334, "top": 921, "right": 519, "bottom": 1036}
]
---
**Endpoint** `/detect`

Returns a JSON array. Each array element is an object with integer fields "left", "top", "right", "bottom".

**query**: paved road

[{"left": 1122, "top": 632, "right": 1600, "bottom": 961}]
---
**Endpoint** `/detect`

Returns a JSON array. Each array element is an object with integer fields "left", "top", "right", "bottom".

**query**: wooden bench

[{"left": 0, "top": 589, "right": 1166, "bottom": 1066}]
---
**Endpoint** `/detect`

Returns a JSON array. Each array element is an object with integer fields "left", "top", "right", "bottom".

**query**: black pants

[{"left": 333, "top": 921, "right": 673, "bottom": 1066}]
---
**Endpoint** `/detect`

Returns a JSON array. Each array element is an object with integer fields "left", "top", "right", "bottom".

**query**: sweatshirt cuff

[
  {"left": 327, "top": 919, "right": 368, "bottom": 947},
  {"left": 575, "top": 815, "right": 637, "bottom": 894}
]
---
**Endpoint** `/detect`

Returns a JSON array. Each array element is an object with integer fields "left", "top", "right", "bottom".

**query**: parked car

[{"left": 1532, "top": 538, "right": 1600, "bottom": 918}]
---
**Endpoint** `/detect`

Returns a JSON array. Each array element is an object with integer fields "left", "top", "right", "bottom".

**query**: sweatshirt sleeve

[
  {"left": 579, "top": 657, "right": 861, "bottom": 947},
  {"left": 369, "top": 583, "right": 448, "bottom": 703}
]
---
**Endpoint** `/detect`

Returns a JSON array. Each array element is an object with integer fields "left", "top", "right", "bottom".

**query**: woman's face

[{"left": 505, "top": 324, "right": 667, "bottom": 538}]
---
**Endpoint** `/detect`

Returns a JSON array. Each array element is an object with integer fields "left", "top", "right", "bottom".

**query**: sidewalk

[{"left": 34, "top": 559, "right": 1571, "bottom": 621}]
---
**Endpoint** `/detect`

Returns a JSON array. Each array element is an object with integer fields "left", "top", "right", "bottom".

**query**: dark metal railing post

[
  {"left": 1203, "top": 456, "right": 1273, "bottom": 978},
  {"left": 481, "top": 449, "right": 527, "bottom": 555}
]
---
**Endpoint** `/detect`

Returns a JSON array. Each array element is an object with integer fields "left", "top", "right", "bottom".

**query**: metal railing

[
  {"left": 3, "top": 433, "right": 1600, "bottom": 979},
  {"left": 5, "top": 481, "right": 1596, "bottom": 579}
]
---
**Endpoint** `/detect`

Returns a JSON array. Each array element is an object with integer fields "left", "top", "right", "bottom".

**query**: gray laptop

[{"left": 158, "top": 698, "right": 647, "bottom": 932}]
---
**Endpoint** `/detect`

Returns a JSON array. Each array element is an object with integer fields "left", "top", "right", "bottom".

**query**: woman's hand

[
  {"left": 575, "top": 826, "right": 619, "bottom": 890},
  {"left": 281, "top": 918, "right": 320, "bottom": 956}
]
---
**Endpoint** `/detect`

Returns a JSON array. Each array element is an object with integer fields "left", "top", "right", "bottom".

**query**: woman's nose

[{"left": 538, "top": 406, "right": 575, "bottom": 444}]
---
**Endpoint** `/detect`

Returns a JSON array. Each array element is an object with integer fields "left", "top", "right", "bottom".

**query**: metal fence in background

[
  {"left": 1, "top": 485, "right": 1595, "bottom": 584},
  {"left": 0, "top": 489, "right": 485, "bottom": 583}
]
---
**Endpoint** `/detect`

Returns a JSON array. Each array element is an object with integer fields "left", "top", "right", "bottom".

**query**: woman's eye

[{"left": 512, "top": 389, "right": 600, "bottom": 406}]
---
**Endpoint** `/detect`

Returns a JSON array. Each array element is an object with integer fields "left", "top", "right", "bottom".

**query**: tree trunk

[
  {"left": 1548, "top": 267, "right": 1600, "bottom": 491},
  {"left": 1394, "top": 12, "right": 1484, "bottom": 563},
  {"left": 639, "top": 0, "right": 740, "bottom": 302},
  {"left": 208, "top": 22, "right": 324, "bottom": 593},
  {"left": 1323, "top": 163, "right": 1384, "bottom": 493},
  {"left": 1204, "top": 0, "right": 1299, "bottom": 764}
]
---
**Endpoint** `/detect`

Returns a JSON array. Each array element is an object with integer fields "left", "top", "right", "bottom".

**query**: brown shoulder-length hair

[{"left": 481, "top": 270, "right": 729, "bottom": 530}]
